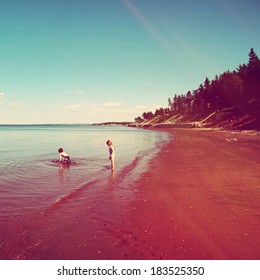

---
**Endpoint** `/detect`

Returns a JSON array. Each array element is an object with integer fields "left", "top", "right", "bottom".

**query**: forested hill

[{"left": 134, "top": 48, "right": 260, "bottom": 130}]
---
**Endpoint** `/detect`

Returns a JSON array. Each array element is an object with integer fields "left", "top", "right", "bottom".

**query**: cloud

[
  {"left": 8, "top": 102, "right": 22, "bottom": 107},
  {"left": 63, "top": 103, "right": 125, "bottom": 112},
  {"left": 151, "top": 104, "right": 163, "bottom": 109},
  {"left": 63, "top": 104, "right": 84, "bottom": 111},
  {"left": 62, "top": 102, "right": 161, "bottom": 120},
  {"left": 135, "top": 104, "right": 164, "bottom": 112},
  {"left": 73, "top": 89, "right": 86, "bottom": 95},
  {"left": 0, "top": 93, "right": 25, "bottom": 107},
  {"left": 0, "top": 92, "right": 5, "bottom": 105},
  {"left": 62, "top": 101, "right": 162, "bottom": 115},
  {"left": 104, "top": 102, "right": 124, "bottom": 107},
  {"left": 92, "top": 107, "right": 103, "bottom": 112},
  {"left": 135, "top": 105, "right": 148, "bottom": 110},
  {"left": 63, "top": 103, "right": 101, "bottom": 111},
  {"left": 114, "top": 108, "right": 137, "bottom": 113}
]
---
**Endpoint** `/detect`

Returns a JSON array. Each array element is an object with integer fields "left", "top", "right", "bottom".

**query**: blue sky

[{"left": 0, "top": 0, "right": 259, "bottom": 124}]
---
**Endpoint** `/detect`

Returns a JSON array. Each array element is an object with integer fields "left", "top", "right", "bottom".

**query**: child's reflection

[{"left": 58, "top": 163, "right": 70, "bottom": 184}]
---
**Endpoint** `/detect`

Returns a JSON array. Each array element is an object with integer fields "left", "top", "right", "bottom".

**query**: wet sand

[{"left": 1, "top": 128, "right": 260, "bottom": 260}]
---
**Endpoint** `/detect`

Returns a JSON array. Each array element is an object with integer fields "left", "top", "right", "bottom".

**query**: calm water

[
  {"left": 0, "top": 125, "right": 169, "bottom": 217},
  {"left": 0, "top": 125, "right": 169, "bottom": 259}
]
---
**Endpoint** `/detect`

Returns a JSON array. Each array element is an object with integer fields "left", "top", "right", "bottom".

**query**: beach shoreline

[{"left": 118, "top": 127, "right": 260, "bottom": 259}]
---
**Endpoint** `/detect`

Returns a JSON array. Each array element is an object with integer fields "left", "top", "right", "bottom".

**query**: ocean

[{"left": 0, "top": 124, "right": 169, "bottom": 259}]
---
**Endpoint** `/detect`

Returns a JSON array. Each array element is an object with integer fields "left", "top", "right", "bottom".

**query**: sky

[{"left": 0, "top": 0, "right": 259, "bottom": 124}]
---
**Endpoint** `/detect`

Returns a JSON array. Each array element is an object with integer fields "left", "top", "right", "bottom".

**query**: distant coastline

[
  {"left": 92, "top": 121, "right": 132, "bottom": 126},
  {"left": 0, "top": 123, "right": 93, "bottom": 127}
]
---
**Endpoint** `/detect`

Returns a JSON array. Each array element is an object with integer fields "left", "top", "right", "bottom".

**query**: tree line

[{"left": 136, "top": 48, "right": 260, "bottom": 122}]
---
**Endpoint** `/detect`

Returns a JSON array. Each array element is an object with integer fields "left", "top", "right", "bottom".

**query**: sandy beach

[
  {"left": 1, "top": 128, "right": 260, "bottom": 260},
  {"left": 116, "top": 128, "right": 260, "bottom": 260}
]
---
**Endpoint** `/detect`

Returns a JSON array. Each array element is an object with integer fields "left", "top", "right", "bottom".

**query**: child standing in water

[
  {"left": 58, "top": 148, "right": 71, "bottom": 164},
  {"left": 106, "top": 140, "right": 115, "bottom": 171}
]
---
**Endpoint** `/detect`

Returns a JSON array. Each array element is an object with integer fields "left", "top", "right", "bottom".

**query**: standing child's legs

[{"left": 110, "top": 155, "right": 115, "bottom": 171}]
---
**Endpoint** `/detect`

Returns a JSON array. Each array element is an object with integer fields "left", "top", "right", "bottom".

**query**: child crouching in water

[
  {"left": 106, "top": 140, "right": 115, "bottom": 171},
  {"left": 58, "top": 148, "right": 71, "bottom": 164}
]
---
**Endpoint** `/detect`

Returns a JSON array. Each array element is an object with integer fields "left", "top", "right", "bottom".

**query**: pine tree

[
  {"left": 245, "top": 48, "right": 260, "bottom": 101},
  {"left": 248, "top": 48, "right": 260, "bottom": 70}
]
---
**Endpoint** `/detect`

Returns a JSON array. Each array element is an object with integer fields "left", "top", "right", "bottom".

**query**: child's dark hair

[{"left": 58, "top": 148, "right": 63, "bottom": 153}]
